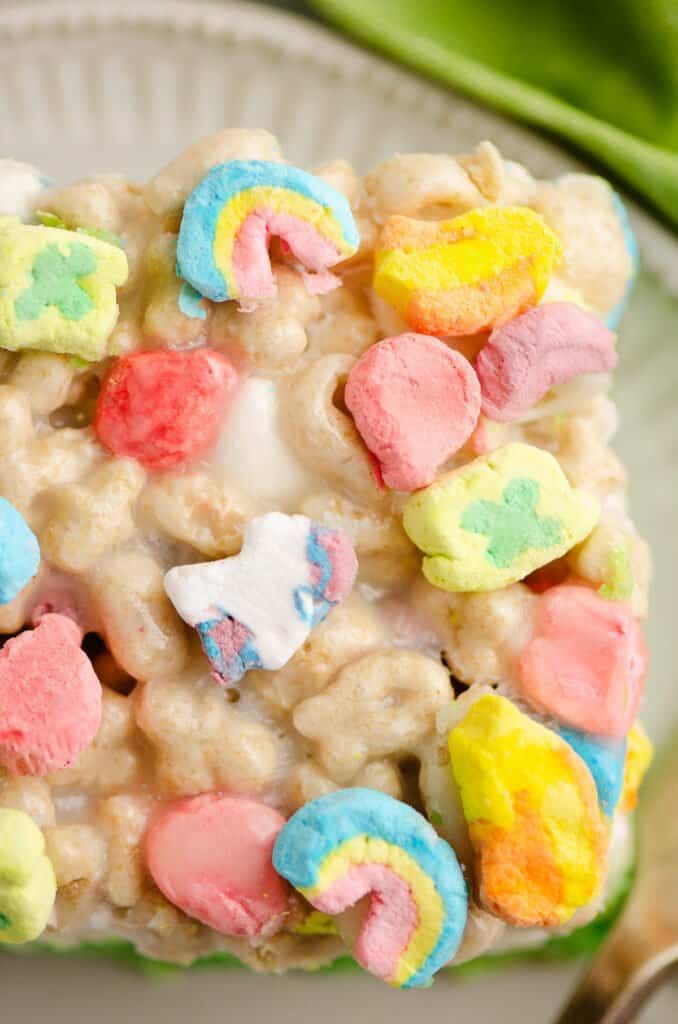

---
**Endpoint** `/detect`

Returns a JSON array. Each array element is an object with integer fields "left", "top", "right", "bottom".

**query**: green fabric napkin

[{"left": 308, "top": 0, "right": 678, "bottom": 227}]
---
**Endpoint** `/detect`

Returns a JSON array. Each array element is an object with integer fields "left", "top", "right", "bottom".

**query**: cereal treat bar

[{"left": 0, "top": 133, "right": 653, "bottom": 988}]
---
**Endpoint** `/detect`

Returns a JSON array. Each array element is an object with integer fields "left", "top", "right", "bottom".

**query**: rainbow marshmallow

[
  {"left": 273, "top": 788, "right": 468, "bottom": 989},
  {"left": 176, "top": 160, "right": 360, "bottom": 304},
  {"left": 448, "top": 694, "right": 607, "bottom": 928}
]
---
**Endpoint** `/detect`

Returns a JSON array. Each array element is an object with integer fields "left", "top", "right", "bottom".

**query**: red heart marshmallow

[
  {"left": 94, "top": 348, "right": 239, "bottom": 471},
  {"left": 0, "top": 613, "right": 102, "bottom": 776},
  {"left": 516, "top": 584, "right": 647, "bottom": 738}
]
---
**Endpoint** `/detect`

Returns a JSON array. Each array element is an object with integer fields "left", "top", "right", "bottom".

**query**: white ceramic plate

[{"left": 1, "top": 2, "right": 676, "bottom": 1020}]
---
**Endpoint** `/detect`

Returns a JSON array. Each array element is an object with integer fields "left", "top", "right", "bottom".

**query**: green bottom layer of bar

[{"left": 9, "top": 864, "right": 632, "bottom": 980}]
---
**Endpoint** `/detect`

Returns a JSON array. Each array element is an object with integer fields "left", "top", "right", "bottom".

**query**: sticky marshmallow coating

[{"left": 0, "top": 132, "right": 649, "bottom": 981}]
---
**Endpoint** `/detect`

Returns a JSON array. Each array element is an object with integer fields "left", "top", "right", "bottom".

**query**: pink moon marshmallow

[
  {"left": 145, "top": 794, "right": 289, "bottom": 937},
  {"left": 476, "top": 302, "right": 617, "bottom": 422},
  {"left": 516, "top": 584, "right": 647, "bottom": 738},
  {"left": 0, "top": 613, "right": 102, "bottom": 776},
  {"left": 345, "top": 333, "right": 481, "bottom": 491}
]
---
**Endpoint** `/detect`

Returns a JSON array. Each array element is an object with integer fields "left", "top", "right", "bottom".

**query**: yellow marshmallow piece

[
  {"left": 373, "top": 207, "right": 561, "bottom": 336},
  {"left": 0, "top": 217, "right": 128, "bottom": 361},
  {"left": 403, "top": 442, "right": 599, "bottom": 591},
  {"left": 0, "top": 807, "right": 56, "bottom": 944},
  {"left": 448, "top": 694, "right": 607, "bottom": 927},
  {"left": 620, "top": 722, "right": 654, "bottom": 812}
]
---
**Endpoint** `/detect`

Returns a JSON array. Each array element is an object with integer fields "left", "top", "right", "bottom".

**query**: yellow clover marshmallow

[
  {"left": 0, "top": 217, "right": 128, "bottom": 362},
  {"left": 0, "top": 807, "right": 56, "bottom": 944},
  {"left": 403, "top": 442, "right": 599, "bottom": 591}
]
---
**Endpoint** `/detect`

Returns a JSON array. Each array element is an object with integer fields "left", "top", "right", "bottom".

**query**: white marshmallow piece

[
  {"left": 165, "top": 512, "right": 320, "bottom": 671},
  {"left": 0, "top": 159, "right": 50, "bottom": 221},
  {"left": 214, "top": 378, "right": 316, "bottom": 508}
]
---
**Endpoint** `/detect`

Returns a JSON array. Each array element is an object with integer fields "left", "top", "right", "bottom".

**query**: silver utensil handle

[{"left": 553, "top": 930, "right": 678, "bottom": 1024}]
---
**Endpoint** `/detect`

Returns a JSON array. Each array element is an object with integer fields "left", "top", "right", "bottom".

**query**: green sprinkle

[
  {"left": 461, "top": 478, "right": 562, "bottom": 569},
  {"left": 15, "top": 242, "right": 97, "bottom": 323},
  {"left": 293, "top": 911, "right": 338, "bottom": 936},
  {"left": 599, "top": 545, "right": 634, "bottom": 601},
  {"left": 428, "top": 810, "right": 443, "bottom": 827},
  {"left": 78, "top": 226, "right": 124, "bottom": 249},
  {"left": 36, "top": 211, "right": 124, "bottom": 249},
  {"left": 36, "top": 210, "right": 67, "bottom": 230},
  {"left": 0, "top": 911, "right": 10, "bottom": 930}
]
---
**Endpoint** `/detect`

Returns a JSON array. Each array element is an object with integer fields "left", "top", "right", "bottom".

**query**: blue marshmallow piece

[
  {"left": 0, "top": 498, "right": 40, "bottom": 604},
  {"left": 605, "top": 191, "right": 639, "bottom": 331},
  {"left": 557, "top": 725, "right": 626, "bottom": 817}
]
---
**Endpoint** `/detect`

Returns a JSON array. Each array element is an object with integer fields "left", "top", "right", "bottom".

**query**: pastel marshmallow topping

[
  {"left": 164, "top": 512, "right": 358, "bottom": 686},
  {"left": 146, "top": 794, "right": 288, "bottom": 937},
  {"left": 620, "top": 723, "right": 654, "bottom": 812},
  {"left": 403, "top": 442, "right": 599, "bottom": 591},
  {"left": 344, "top": 332, "right": 481, "bottom": 491},
  {"left": 176, "top": 160, "right": 359, "bottom": 304},
  {"left": 556, "top": 726, "right": 626, "bottom": 817},
  {"left": 373, "top": 207, "right": 561, "bottom": 336},
  {"left": 476, "top": 302, "right": 617, "bottom": 422},
  {"left": 215, "top": 377, "right": 317, "bottom": 506},
  {"left": 0, "top": 808, "right": 56, "bottom": 944},
  {"left": 273, "top": 788, "right": 468, "bottom": 988},
  {"left": 0, "top": 613, "right": 102, "bottom": 776},
  {"left": 0, "top": 497, "right": 40, "bottom": 604},
  {"left": 448, "top": 694, "right": 607, "bottom": 927},
  {"left": 95, "top": 348, "right": 239, "bottom": 471},
  {"left": 0, "top": 218, "right": 128, "bottom": 361},
  {"left": 0, "top": 160, "right": 48, "bottom": 221},
  {"left": 516, "top": 584, "right": 648, "bottom": 738}
]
